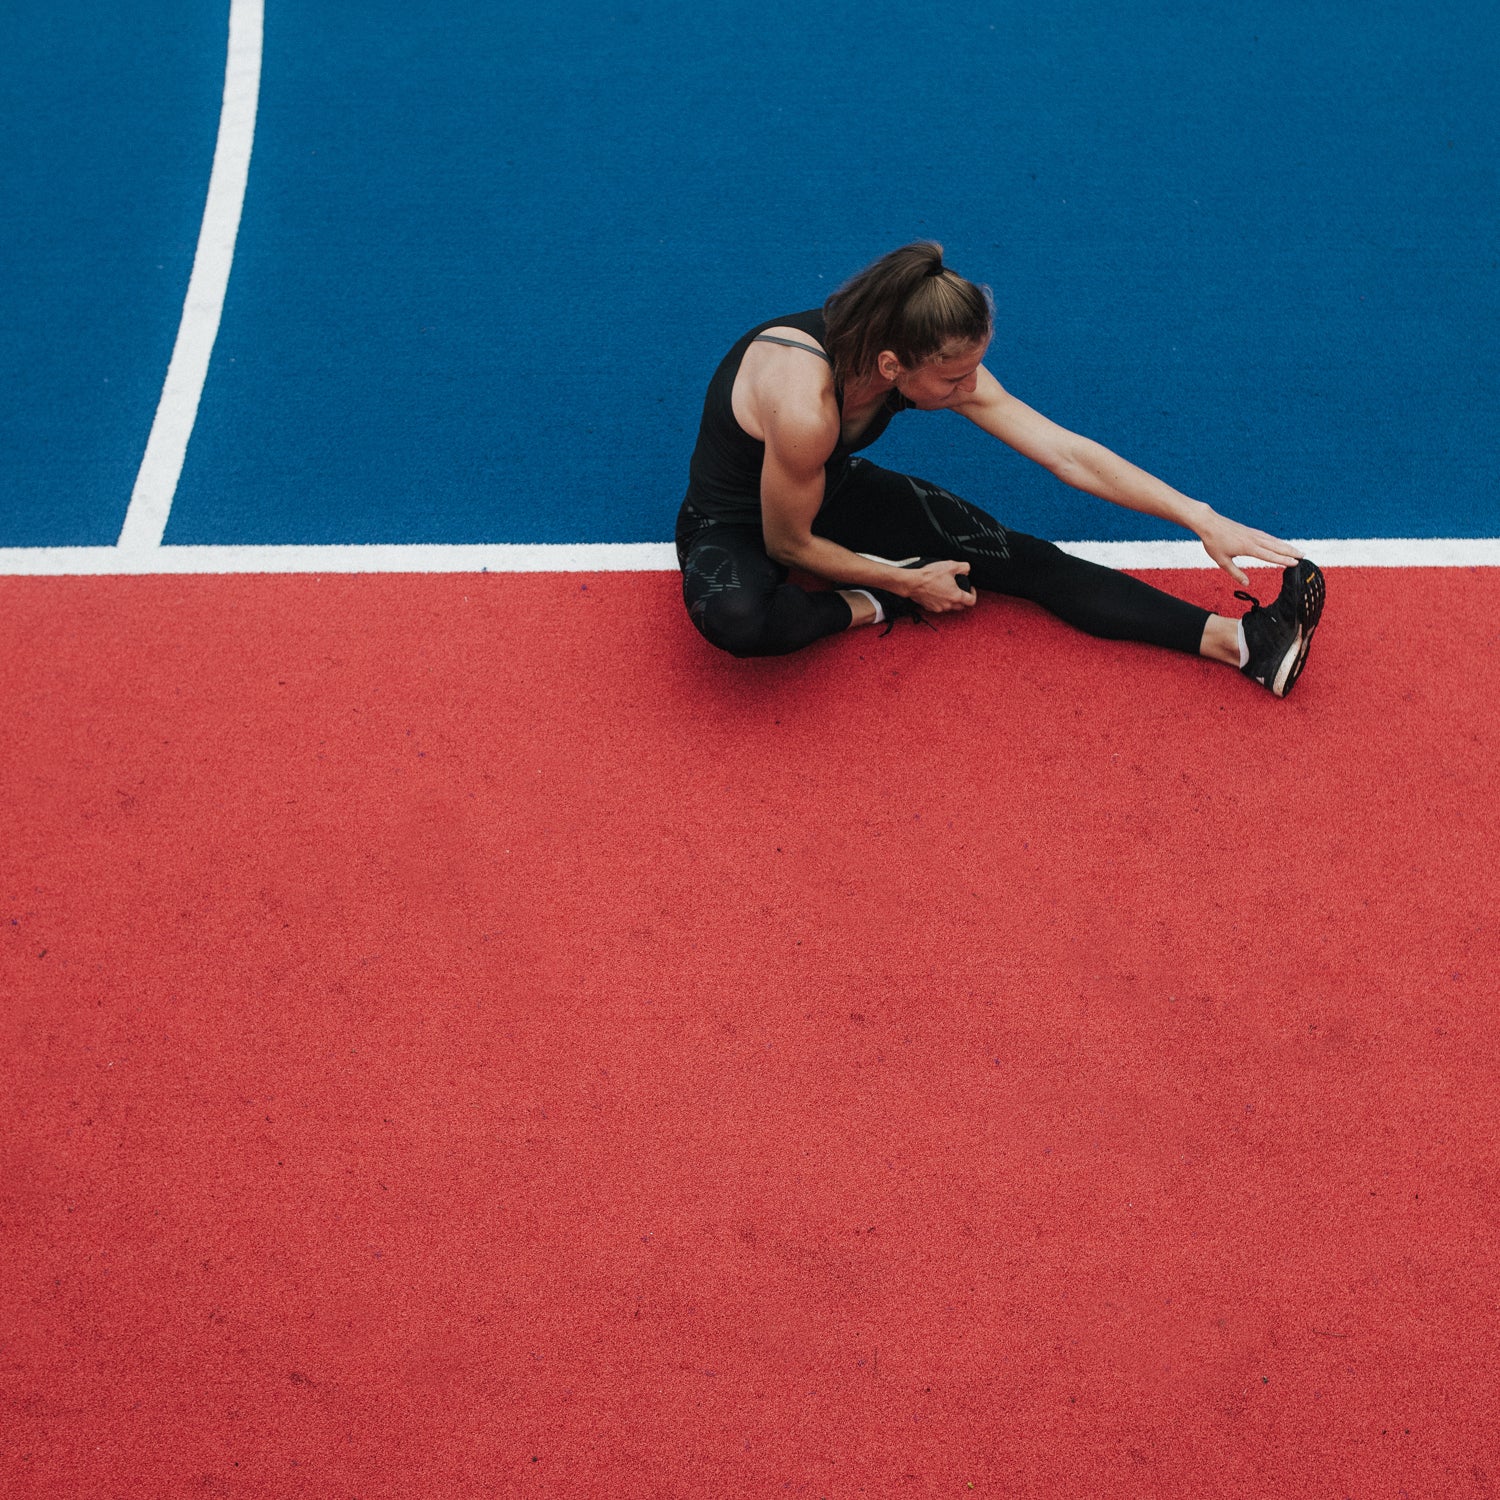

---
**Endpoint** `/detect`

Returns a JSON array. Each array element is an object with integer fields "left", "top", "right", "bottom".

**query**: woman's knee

[
  {"left": 692, "top": 588, "right": 774, "bottom": 657},
  {"left": 689, "top": 583, "right": 852, "bottom": 658}
]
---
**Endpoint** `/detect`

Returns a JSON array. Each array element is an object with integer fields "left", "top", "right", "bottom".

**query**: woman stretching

[{"left": 676, "top": 242, "right": 1324, "bottom": 696}]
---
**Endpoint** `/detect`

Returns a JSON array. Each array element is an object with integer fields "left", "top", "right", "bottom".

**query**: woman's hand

[
  {"left": 1196, "top": 508, "right": 1303, "bottom": 586},
  {"left": 903, "top": 561, "right": 977, "bottom": 613}
]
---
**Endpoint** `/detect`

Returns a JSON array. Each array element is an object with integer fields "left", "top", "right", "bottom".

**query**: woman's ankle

[{"left": 1200, "top": 613, "right": 1245, "bottom": 666}]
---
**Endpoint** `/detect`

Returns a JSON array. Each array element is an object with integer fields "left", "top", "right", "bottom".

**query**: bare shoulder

[
  {"left": 732, "top": 327, "right": 840, "bottom": 465},
  {"left": 952, "top": 365, "right": 1040, "bottom": 431},
  {"left": 951, "top": 363, "right": 1011, "bottom": 412}
]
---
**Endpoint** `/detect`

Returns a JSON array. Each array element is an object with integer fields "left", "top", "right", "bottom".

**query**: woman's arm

[
  {"left": 751, "top": 361, "right": 975, "bottom": 611},
  {"left": 954, "top": 369, "right": 1302, "bottom": 586}
]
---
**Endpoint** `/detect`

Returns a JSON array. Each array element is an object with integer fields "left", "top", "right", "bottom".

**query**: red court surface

[{"left": 3, "top": 569, "right": 1497, "bottom": 1498}]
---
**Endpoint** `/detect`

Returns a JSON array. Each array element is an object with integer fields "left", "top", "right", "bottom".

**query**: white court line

[
  {"left": 116, "top": 0, "right": 263, "bottom": 556},
  {"left": 1, "top": 538, "right": 1498, "bottom": 576}
]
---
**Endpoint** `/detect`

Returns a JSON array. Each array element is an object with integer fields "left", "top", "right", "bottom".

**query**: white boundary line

[
  {"left": 116, "top": 0, "right": 263, "bottom": 556},
  {"left": 1, "top": 538, "right": 1498, "bottom": 577}
]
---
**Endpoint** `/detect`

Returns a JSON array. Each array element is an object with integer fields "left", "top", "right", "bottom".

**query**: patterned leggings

[{"left": 676, "top": 458, "right": 1209, "bottom": 659}]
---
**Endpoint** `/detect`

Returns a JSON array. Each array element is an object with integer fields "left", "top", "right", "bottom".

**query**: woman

[{"left": 676, "top": 242, "right": 1324, "bottom": 697}]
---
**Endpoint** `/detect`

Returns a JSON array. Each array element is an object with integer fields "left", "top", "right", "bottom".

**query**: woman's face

[{"left": 887, "top": 339, "right": 991, "bottom": 409}]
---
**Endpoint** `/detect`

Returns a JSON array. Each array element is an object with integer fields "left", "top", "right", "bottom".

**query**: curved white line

[
  {"left": 117, "top": 0, "right": 263, "bottom": 554},
  {"left": 2, "top": 538, "right": 1499, "bottom": 577}
]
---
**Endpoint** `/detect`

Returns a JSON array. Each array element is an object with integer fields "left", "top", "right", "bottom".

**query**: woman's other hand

[{"left": 903, "top": 561, "right": 976, "bottom": 612}]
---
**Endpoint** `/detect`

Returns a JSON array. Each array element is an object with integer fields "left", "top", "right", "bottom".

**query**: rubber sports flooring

[
  {"left": 4, "top": 0, "right": 1499, "bottom": 1495},
  {"left": 5, "top": 569, "right": 1497, "bottom": 1496}
]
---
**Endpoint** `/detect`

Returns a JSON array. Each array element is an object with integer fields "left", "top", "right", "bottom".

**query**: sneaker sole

[
  {"left": 1270, "top": 631, "right": 1302, "bottom": 696},
  {"left": 1279, "top": 561, "right": 1326, "bottom": 697}
]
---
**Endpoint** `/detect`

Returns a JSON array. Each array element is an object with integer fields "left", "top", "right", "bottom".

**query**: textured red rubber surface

[{"left": 3, "top": 570, "right": 1497, "bottom": 1498}]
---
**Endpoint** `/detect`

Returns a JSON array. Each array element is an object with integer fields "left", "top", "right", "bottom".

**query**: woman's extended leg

[{"left": 814, "top": 459, "right": 1211, "bottom": 654}]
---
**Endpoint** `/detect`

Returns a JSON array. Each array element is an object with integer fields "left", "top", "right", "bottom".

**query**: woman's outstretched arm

[{"left": 954, "top": 368, "right": 1302, "bottom": 586}]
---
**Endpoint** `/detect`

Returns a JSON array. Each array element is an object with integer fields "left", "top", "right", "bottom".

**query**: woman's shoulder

[
  {"left": 741, "top": 309, "right": 827, "bottom": 349},
  {"left": 733, "top": 320, "right": 840, "bottom": 455}
]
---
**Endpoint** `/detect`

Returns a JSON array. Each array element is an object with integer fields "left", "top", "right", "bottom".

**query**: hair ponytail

[{"left": 822, "top": 241, "right": 993, "bottom": 385}]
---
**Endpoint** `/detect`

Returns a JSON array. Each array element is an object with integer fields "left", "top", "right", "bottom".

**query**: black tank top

[{"left": 684, "top": 308, "right": 914, "bottom": 527}]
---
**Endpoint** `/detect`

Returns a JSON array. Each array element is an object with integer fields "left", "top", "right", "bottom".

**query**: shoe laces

[{"left": 881, "top": 607, "right": 937, "bottom": 636}]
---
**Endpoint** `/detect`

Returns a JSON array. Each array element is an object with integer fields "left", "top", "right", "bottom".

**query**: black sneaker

[
  {"left": 862, "top": 587, "right": 932, "bottom": 636},
  {"left": 1235, "top": 559, "right": 1326, "bottom": 697}
]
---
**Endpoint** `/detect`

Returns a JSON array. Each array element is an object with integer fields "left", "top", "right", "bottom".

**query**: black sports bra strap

[{"left": 751, "top": 334, "right": 832, "bottom": 364}]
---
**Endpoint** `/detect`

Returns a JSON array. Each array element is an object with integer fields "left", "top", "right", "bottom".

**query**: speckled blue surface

[{"left": 4, "top": 0, "right": 1496, "bottom": 547}]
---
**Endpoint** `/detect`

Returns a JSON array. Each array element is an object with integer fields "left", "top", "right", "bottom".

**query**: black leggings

[{"left": 677, "top": 458, "right": 1210, "bottom": 658}]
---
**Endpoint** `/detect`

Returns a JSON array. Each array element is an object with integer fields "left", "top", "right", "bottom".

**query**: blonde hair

[{"left": 822, "top": 241, "right": 993, "bottom": 385}]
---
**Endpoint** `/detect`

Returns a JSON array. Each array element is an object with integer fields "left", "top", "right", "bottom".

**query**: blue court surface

[{"left": 2, "top": 0, "right": 1496, "bottom": 560}]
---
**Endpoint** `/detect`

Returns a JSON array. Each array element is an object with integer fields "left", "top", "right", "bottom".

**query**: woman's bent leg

[{"left": 677, "top": 513, "right": 852, "bottom": 658}]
